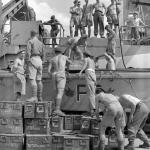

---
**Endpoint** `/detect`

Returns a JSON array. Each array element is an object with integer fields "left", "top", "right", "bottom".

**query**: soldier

[
  {"left": 27, "top": 30, "right": 44, "bottom": 102},
  {"left": 75, "top": 1, "right": 83, "bottom": 37},
  {"left": 93, "top": 0, "right": 106, "bottom": 38},
  {"left": 79, "top": 50, "right": 96, "bottom": 116},
  {"left": 43, "top": 15, "right": 64, "bottom": 47},
  {"left": 106, "top": 0, "right": 120, "bottom": 32},
  {"left": 12, "top": 50, "right": 26, "bottom": 101},
  {"left": 105, "top": 24, "right": 116, "bottom": 58},
  {"left": 48, "top": 47, "right": 72, "bottom": 116},
  {"left": 82, "top": 0, "right": 94, "bottom": 37},
  {"left": 95, "top": 89, "right": 125, "bottom": 150},
  {"left": 70, "top": 0, "right": 80, "bottom": 37},
  {"left": 65, "top": 34, "right": 88, "bottom": 60},
  {"left": 118, "top": 94, "right": 150, "bottom": 149}
]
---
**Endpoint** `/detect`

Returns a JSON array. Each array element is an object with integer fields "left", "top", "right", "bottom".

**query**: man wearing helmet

[{"left": 43, "top": 15, "right": 64, "bottom": 47}]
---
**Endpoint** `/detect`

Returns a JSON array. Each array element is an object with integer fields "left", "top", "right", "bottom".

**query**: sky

[{"left": 2, "top": 0, "right": 111, "bottom": 36}]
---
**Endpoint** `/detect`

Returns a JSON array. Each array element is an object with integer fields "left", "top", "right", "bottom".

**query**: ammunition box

[
  {"left": 73, "top": 115, "right": 82, "bottom": 130},
  {"left": 52, "top": 134, "right": 64, "bottom": 150},
  {"left": 0, "top": 101, "right": 22, "bottom": 118},
  {"left": 64, "top": 115, "right": 73, "bottom": 130},
  {"left": 90, "top": 118, "right": 99, "bottom": 135},
  {"left": 24, "top": 103, "right": 35, "bottom": 118},
  {"left": 0, "top": 134, "right": 23, "bottom": 150},
  {"left": 24, "top": 118, "right": 50, "bottom": 134},
  {"left": 90, "top": 136, "right": 100, "bottom": 150},
  {"left": 26, "top": 134, "right": 52, "bottom": 150},
  {"left": 24, "top": 102, "right": 52, "bottom": 118},
  {"left": 80, "top": 116, "right": 91, "bottom": 134},
  {"left": 50, "top": 116, "right": 63, "bottom": 133},
  {"left": 0, "top": 117, "right": 23, "bottom": 134},
  {"left": 64, "top": 135, "right": 89, "bottom": 150}
]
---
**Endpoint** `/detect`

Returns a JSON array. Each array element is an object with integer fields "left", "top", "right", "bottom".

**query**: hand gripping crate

[
  {"left": 26, "top": 134, "right": 52, "bottom": 150},
  {"left": 24, "top": 118, "right": 50, "bottom": 134},
  {"left": 0, "top": 101, "right": 22, "bottom": 118},
  {"left": 0, "top": 134, "right": 23, "bottom": 150},
  {"left": 0, "top": 117, "right": 23, "bottom": 134},
  {"left": 24, "top": 101, "right": 52, "bottom": 118}
]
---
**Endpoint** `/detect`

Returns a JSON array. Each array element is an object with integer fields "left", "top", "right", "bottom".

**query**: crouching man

[
  {"left": 118, "top": 94, "right": 150, "bottom": 149},
  {"left": 96, "top": 89, "right": 125, "bottom": 150}
]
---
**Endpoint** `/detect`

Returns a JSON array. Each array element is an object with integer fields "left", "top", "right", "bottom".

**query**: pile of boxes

[{"left": 0, "top": 101, "right": 101, "bottom": 150}]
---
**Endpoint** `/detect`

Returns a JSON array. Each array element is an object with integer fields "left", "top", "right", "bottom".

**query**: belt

[
  {"left": 31, "top": 54, "right": 41, "bottom": 57},
  {"left": 86, "top": 68, "right": 95, "bottom": 73}
]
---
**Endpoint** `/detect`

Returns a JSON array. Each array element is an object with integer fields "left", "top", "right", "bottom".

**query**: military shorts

[
  {"left": 28, "top": 56, "right": 43, "bottom": 81},
  {"left": 52, "top": 72, "right": 66, "bottom": 89},
  {"left": 70, "top": 16, "right": 79, "bottom": 27},
  {"left": 82, "top": 13, "right": 93, "bottom": 27}
]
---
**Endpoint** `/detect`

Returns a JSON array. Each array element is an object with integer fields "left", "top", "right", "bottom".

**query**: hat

[
  {"left": 105, "top": 24, "right": 111, "bottom": 30},
  {"left": 78, "top": 1, "right": 81, "bottom": 4},
  {"left": 74, "top": 0, "right": 78, "bottom": 4},
  {"left": 51, "top": 15, "right": 55, "bottom": 20},
  {"left": 54, "top": 47, "right": 63, "bottom": 53}
]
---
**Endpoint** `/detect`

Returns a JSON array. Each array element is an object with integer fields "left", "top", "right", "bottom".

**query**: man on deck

[
  {"left": 43, "top": 15, "right": 64, "bottom": 47},
  {"left": 27, "top": 30, "right": 44, "bottom": 102},
  {"left": 48, "top": 47, "right": 72, "bottom": 116},
  {"left": 118, "top": 94, "right": 150, "bottom": 149},
  {"left": 79, "top": 50, "right": 96, "bottom": 116}
]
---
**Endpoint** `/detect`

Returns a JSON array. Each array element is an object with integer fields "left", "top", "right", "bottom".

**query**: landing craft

[{"left": 0, "top": 0, "right": 150, "bottom": 132}]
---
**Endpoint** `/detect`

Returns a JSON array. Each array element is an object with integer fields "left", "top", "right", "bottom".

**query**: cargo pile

[{"left": 0, "top": 101, "right": 104, "bottom": 150}]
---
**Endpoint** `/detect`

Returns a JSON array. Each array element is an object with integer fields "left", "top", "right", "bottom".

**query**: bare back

[
  {"left": 52, "top": 54, "right": 68, "bottom": 73},
  {"left": 85, "top": 57, "right": 95, "bottom": 71}
]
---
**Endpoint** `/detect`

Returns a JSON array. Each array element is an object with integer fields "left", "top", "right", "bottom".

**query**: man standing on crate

[
  {"left": 43, "top": 15, "right": 64, "bottom": 47},
  {"left": 118, "top": 94, "right": 150, "bottom": 149},
  {"left": 48, "top": 47, "right": 72, "bottom": 116},
  {"left": 12, "top": 50, "right": 26, "bottom": 101},
  {"left": 95, "top": 89, "right": 125, "bottom": 150},
  {"left": 27, "top": 30, "right": 44, "bottom": 102},
  {"left": 79, "top": 50, "right": 96, "bottom": 116}
]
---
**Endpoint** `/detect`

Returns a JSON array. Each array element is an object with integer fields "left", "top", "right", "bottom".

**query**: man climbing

[
  {"left": 93, "top": 0, "right": 106, "bottom": 38},
  {"left": 79, "top": 50, "right": 96, "bottom": 116},
  {"left": 48, "top": 47, "right": 72, "bottom": 116},
  {"left": 118, "top": 94, "right": 150, "bottom": 149},
  {"left": 96, "top": 89, "right": 125, "bottom": 150},
  {"left": 27, "top": 30, "right": 44, "bottom": 102},
  {"left": 12, "top": 50, "right": 26, "bottom": 101},
  {"left": 43, "top": 15, "right": 64, "bottom": 47}
]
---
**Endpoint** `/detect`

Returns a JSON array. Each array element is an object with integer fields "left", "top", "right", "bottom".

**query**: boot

[
  {"left": 125, "top": 140, "right": 135, "bottom": 150},
  {"left": 27, "top": 80, "right": 38, "bottom": 102},
  {"left": 53, "top": 98, "right": 65, "bottom": 116},
  {"left": 37, "top": 81, "right": 43, "bottom": 101}
]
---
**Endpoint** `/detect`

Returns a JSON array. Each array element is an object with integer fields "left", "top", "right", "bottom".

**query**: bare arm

[
  {"left": 48, "top": 61, "right": 52, "bottom": 74},
  {"left": 79, "top": 58, "right": 88, "bottom": 75},
  {"left": 26, "top": 40, "right": 32, "bottom": 61}
]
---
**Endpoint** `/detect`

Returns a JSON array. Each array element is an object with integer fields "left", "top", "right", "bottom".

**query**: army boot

[
  {"left": 118, "top": 140, "right": 124, "bottom": 150},
  {"left": 125, "top": 140, "right": 135, "bottom": 150}
]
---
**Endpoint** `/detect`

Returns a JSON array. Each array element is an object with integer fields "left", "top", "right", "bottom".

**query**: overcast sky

[{"left": 2, "top": 0, "right": 111, "bottom": 36}]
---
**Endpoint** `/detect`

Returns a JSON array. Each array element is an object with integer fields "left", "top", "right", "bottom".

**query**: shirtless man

[
  {"left": 79, "top": 50, "right": 96, "bottom": 116},
  {"left": 118, "top": 94, "right": 150, "bottom": 149},
  {"left": 12, "top": 50, "right": 26, "bottom": 101},
  {"left": 65, "top": 34, "right": 88, "bottom": 60},
  {"left": 96, "top": 89, "right": 125, "bottom": 150},
  {"left": 48, "top": 47, "right": 72, "bottom": 116}
]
